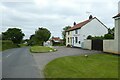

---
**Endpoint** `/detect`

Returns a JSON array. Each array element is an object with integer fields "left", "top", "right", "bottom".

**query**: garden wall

[
  {"left": 83, "top": 40, "right": 91, "bottom": 50},
  {"left": 103, "top": 40, "right": 116, "bottom": 53},
  {"left": 83, "top": 39, "right": 117, "bottom": 54}
]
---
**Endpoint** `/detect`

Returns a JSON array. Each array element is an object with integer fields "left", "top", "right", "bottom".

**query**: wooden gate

[{"left": 92, "top": 40, "right": 103, "bottom": 51}]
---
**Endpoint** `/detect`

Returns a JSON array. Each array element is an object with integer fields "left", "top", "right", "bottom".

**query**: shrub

[
  {"left": 87, "top": 35, "right": 92, "bottom": 39},
  {"left": 104, "top": 34, "right": 114, "bottom": 39},
  {"left": 1, "top": 40, "right": 19, "bottom": 51}
]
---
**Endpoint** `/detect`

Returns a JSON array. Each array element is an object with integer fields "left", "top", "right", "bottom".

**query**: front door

[{"left": 72, "top": 37, "right": 74, "bottom": 46}]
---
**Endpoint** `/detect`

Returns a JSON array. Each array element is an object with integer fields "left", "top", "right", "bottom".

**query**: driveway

[{"left": 32, "top": 46, "right": 102, "bottom": 78}]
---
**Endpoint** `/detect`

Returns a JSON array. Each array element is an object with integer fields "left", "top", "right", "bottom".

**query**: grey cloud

[{"left": 1, "top": 0, "right": 120, "bottom": 39}]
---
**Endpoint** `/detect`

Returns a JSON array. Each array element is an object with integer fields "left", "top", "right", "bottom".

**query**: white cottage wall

[
  {"left": 80, "top": 18, "right": 108, "bottom": 48},
  {"left": 66, "top": 18, "right": 108, "bottom": 48}
]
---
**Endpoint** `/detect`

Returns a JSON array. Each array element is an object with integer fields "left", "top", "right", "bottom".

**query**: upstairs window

[
  {"left": 75, "top": 30, "right": 78, "bottom": 34},
  {"left": 68, "top": 31, "right": 70, "bottom": 35}
]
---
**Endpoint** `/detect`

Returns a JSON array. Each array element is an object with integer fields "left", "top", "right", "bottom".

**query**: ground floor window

[
  {"left": 68, "top": 37, "right": 69, "bottom": 43},
  {"left": 75, "top": 37, "right": 78, "bottom": 43},
  {"left": 70, "top": 37, "right": 72, "bottom": 44},
  {"left": 72, "top": 37, "right": 74, "bottom": 44}
]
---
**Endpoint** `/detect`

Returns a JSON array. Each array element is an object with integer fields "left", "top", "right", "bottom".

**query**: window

[
  {"left": 75, "top": 30, "right": 78, "bottom": 34},
  {"left": 73, "top": 37, "right": 74, "bottom": 44},
  {"left": 68, "top": 31, "right": 70, "bottom": 35},
  {"left": 70, "top": 37, "right": 72, "bottom": 43},
  {"left": 68, "top": 37, "right": 69, "bottom": 43},
  {"left": 75, "top": 37, "right": 78, "bottom": 43}
]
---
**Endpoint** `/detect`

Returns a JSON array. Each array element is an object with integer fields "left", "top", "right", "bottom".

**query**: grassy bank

[
  {"left": 0, "top": 40, "right": 19, "bottom": 51},
  {"left": 30, "top": 46, "right": 56, "bottom": 53},
  {"left": 44, "top": 54, "right": 119, "bottom": 78}
]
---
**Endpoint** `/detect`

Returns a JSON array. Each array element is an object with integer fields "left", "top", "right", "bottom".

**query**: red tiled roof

[
  {"left": 66, "top": 18, "right": 95, "bottom": 32},
  {"left": 113, "top": 13, "right": 120, "bottom": 18},
  {"left": 52, "top": 37, "right": 60, "bottom": 40}
]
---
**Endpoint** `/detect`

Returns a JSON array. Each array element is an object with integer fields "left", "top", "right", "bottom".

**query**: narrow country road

[{"left": 2, "top": 47, "right": 40, "bottom": 78}]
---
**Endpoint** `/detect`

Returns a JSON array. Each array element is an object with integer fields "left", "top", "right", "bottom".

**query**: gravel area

[{"left": 32, "top": 46, "right": 102, "bottom": 78}]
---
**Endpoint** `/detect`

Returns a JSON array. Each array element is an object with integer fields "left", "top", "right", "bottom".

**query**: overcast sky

[{"left": 0, "top": 0, "right": 120, "bottom": 39}]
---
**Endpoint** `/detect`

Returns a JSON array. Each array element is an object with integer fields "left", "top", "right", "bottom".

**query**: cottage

[
  {"left": 51, "top": 37, "right": 61, "bottom": 43},
  {"left": 66, "top": 15, "right": 108, "bottom": 48}
]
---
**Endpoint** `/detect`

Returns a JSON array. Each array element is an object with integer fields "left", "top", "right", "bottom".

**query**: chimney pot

[
  {"left": 89, "top": 15, "right": 93, "bottom": 19},
  {"left": 74, "top": 22, "right": 76, "bottom": 26}
]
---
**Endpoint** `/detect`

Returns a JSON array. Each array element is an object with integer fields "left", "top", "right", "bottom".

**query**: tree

[
  {"left": 32, "top": 28, "right": 51, "bottom": 45},
  {"left": 2, "top": 28, "right": 25, "bottom": 44},
  {"left": 28, "top": 34, "right": 38, "bottom": 46},
  {"left": 87, "top": 35, "right": 92, "bottom": 39},
  {"left": 104, "top": 27, "right": 114, "bottom": 39},
  {"left": 62, "top": 26, "right": 71, "bottom": 44}
]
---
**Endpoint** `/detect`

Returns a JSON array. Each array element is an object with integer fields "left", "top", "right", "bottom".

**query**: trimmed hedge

[{"left": 0, "top": 40, "right": 19, "bottom": 51}]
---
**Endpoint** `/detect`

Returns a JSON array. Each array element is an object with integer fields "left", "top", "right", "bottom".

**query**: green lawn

[
  {"left": 44, "top": 54, "right": 119, "bottom": 78},
  {"left": 30, "top": 46, "right": 56, "bottom": 53}
]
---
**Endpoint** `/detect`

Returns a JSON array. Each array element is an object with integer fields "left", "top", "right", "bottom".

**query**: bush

[
  {"left": 87, "top": 35, "right": 104, "bottom": 40},
  {"left": 1, "top": 40, "right": 19, "bottom": 51},
  {"left": 87, "top": 34, "right": 114, "bottom": 40},
  {"left": 104, "top": 34, "right": 114, "bottom": 39},
  {"left": 87, "top": 35, "right": 92, "bottom": 39}
]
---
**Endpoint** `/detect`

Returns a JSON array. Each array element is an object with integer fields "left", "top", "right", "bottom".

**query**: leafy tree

[
  {"left": 108, "top": 27, "right": 114, "bottom": 35},
  {"left": 28, "top": 34, "right": 38, "bottom": 45},
  {"left": 87, "top": 35, "right": 92, "bottom": 39},
  {"left": 28, "top": 34, "right": 40, "bottom": 46},
  {"left": 62, "top": 26, "right": 71, "bottom": 44},
  {"left": 2, "top": 28, "right": 25, "bottom": 44},
  {"left": 104, "top": 27, "right": 114, "bottom": 39},
  {"left": 21, "top": 39, "right": 29, "bottom": 44},
  {"left": 35, "top": 28, "right": 51, "bottom": 42},
  {"left": 28, "top": 28, "right": 51, "bottom": 46}
]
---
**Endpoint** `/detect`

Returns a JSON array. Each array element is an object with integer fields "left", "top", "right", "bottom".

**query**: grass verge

[
  {"left": 44, "top": 54, "right": 119, "bottom": 78},
  {"left": 30, "top": 46, "right": 56, "bottom": 53}
]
